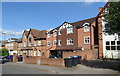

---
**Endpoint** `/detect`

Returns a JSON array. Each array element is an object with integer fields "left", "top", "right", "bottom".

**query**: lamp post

[{"left": 2, "top": 32, "right": 6, "bottom": 41}]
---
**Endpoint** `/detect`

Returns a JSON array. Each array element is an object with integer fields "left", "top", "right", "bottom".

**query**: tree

[
  {"left": 103, "top": 2, "right": 120, "bottom": 35},
  {"left": 0, "top": 48, "right": 9, "bottom": 56}
]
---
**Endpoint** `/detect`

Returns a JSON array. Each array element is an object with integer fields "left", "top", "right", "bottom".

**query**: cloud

[{"left": 0, "top": 28, "right": 23, "bottom": 37}]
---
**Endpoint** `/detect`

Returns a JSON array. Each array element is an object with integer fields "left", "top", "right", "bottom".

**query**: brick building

[
  {"left": 46, "top": 17, "right": 98, "bottom": 60},
  {"left": 19, "top": 29, "right": 47, "bottom": 57},
  {"left": 5, "top": 38, "right": 18, "bottom": 55}
]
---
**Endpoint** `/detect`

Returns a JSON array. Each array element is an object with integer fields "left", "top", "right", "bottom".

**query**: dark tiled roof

[
  {"left": 70, "top": 17, "right": 97, "bottom": 28},
  {"left": 10, "top": 38, "right": 18, "bottom": 40},
  {"left": 49, "top": 17, "right": 96, "bottom": 33},
  {"left": 17, "top": 38, "right": 22, "bottom": 43},
  {"left": 49, "top": 22, "right": 68, "bottom": 33},
  {"left": 30, "top": 28, "right": 47, "bottom": 39}
]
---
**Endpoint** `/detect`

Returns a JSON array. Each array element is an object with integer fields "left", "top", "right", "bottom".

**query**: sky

[{"left": 1, "top": 2, "right": 106, "bottom": 40}]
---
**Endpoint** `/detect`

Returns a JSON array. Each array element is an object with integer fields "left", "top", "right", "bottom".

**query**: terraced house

[
  {"left": 46, "top": 17, "right": 99, "bottom": 60},
  {"left": 18, "top": 29, "right": 47, "bottom": 57}
]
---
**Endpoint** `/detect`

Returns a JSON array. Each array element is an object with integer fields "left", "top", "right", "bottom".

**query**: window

[
  {"left": 23, "top": 34, "right": 26, "bottom": 39},
  {"left": 67, "top": 38, "right": 73, "bottom": 45},
  {"left": 58, "top": 40, "right": 61, "bottom": 46},
  {"left": 47, "top": 32, "right": 50, "bottom": 38},
  {"left": 24, "top": 42, "right": 26, "bottom": 47},
  {"left": 47, "top": 41, "right": 50, "bottom": 46},
  {"left": 58, "top": 30, "right": 61, "bottom": 35},
  {"left": 53, "top": 40, "right": 57, "bottom": 46},
  {"left": 53, "top": 32, "right": 57, "bottom": 37},
  {"left": 84, "top": 36, "right": 90, "bottom": 44},
  {"left": 67, "top": 27, "right": 73, "bottom": 34},
  {"left": 38, "top": 50, "right": 41, "bottom": 56},
  {"left": 84, "top": 26, "right": 90, "bottom": 32},
  {"left": 38, "top": 40, "right": 41, "bottom": 46},
  {"left": 105, "top": 41, "right": 120, "bottom": 50}
]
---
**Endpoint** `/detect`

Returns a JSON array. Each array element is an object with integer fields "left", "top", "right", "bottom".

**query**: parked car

[
  {"left": 7, "top": 55, "right": 13, "bottom": 62},
  {"left": 0, "top": 56, "right": 9, "bottom": 64}
]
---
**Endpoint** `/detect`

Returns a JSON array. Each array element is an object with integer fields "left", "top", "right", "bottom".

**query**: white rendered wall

[{"left": 101, "top": 18, "right": 120, "bottom": 59}]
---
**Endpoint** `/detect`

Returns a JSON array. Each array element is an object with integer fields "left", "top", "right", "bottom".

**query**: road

[
  {"left": 2, "top": 64, "right": 51, "bottom": 74},
  {"left": 1, "top": 62, "right": 119, "bottom": 74}
]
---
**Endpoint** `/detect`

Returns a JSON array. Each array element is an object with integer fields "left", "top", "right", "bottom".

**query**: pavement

[{"left": 2, "top": 62, "right": 120, "bottom": 74}]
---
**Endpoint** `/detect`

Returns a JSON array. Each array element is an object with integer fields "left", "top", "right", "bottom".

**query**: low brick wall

[
  {"left": 24, "top": 56, "right": 41, "bottom": 64},
  {"left": 41, "top": 58, "right": 65, "bottom": 67},
  {"left": 63, "top": 50, "right": 95, "bottom": 60},
  {"left": 82, "top": 60, "right": 120, "bottom": 71}
]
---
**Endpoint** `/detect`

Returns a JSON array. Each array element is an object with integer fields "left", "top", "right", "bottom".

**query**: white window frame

[
  {"left": 67, "top": 27, "right": 73, "bottom": 34},
  {"left": 67, "top": 38, "right": 74, "bottom": 45},
  {"left": 47, "top": 32, "right": 50, "bottom": 38},
  {"left": 83, "top": 23, "right": 90, "bottom": 32},
  {"left": 24, "top": 42, "right": 26, "bottom": 47},
  {"left": 53, "top": 30, "right": 57, "bottom": 37},
  {"left": 105, "top": 41, "right": 120, "bottom": 51},
  {"left": 38, "top": 40, "right": 41, "bottom": 46},
  {"left": 47, "top": 41, "right": 50, "bottom": 46},
  {"left": 53, "top": 40, "right": 57, "bottom": 46},
  {"left": 38, "top": 50, "right": 41, "bottom": 56},
  {"left": 58, "top": 30, "right": 61, "bottom": 35},
  {"left": 84, "top": 26, "right": 90, "bottom": 32},
  {"left": 84, "top": 36, "right": 90, "bottom": 44},
  {"left": 58, "top": 40, "right": 61, "bottom": 46}
]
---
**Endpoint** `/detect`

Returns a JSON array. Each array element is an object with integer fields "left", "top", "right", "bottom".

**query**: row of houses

[{"left": 1, "top": 3, "right": 120, "bottom": 62}]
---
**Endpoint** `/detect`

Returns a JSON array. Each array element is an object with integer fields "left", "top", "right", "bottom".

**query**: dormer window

[
  {"left": 53, "top": 30, "right": 57, "bottom": 37},
  {"left": 47, "top": 32, "right": 50, "bottom": 38},
  {"left": 67, "top": 27, "right": 73, "bottom": 34},
  {"left": 58, "top": 30, "right": 61, "bottom": 35},
  {"left": 83, "top": 23, "right": 90, "bottom": 32},
  {"left": 84, "top": 26, "right": 90, "bottom": 32}
]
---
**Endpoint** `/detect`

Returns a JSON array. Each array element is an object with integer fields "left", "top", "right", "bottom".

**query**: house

[
  {"left": 19, "top": 28, "right": 47, "bottom": 57},
  {"left": 5, "top": 38, "right": 18, "bottom": 55},
  {"left": 46, "top": 17, "right": 98, "bottom": 60},
  {"left": 0, "top": 41, "right": 6, "bottom": 49},
  {"left": 97, "top": 3, "right": 120, "bottom": 59},
  {"left": 17, "top": 38, "right": 23, "bottom": 55},
  {"left": 18, "top": 30, "right": 29, "bottom": 55}
]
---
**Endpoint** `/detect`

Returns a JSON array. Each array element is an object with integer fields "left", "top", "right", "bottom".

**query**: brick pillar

[
  {"left": 23, "top": 53, "right": 26, "bottom": 63},
  {"left": 98, "top": 17, "right": 103, "bottom": 59},
  {"left": 13, "top": 53, "right": 18, "bottom": 62}
]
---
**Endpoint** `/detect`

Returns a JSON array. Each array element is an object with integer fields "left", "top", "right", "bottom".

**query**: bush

[{"left": 0, "top": 48, "right": 9, "bottom": 56}]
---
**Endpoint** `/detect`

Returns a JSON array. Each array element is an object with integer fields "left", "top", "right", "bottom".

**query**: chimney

[{"left": 99, "top": 7, "right": 103, "bottom": 12}]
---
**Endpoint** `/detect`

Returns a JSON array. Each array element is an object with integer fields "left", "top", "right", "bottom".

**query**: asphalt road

[{"left": 2, "top": 64, "right": 51, "bottom": 74}]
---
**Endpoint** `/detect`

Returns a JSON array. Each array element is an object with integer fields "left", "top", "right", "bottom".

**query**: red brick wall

[
  {"left": 63, "top": 50, "right": 95, "bottom": 60},
  {"left": 98, "top": 17, "right": 103, "bottom": 59},
  {"left": 41, "top": 58, "right": 65, "bottom": 67},
  {"left": 24, "top": 56, "right": 41, "bottom": 64}
]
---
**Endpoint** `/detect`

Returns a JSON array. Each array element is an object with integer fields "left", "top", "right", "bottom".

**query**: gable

[{"left": 59, "top": 22, "right": 73, "bottom": 30}]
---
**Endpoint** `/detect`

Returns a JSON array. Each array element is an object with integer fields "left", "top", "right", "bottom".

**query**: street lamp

[{"left": 2, "top": 32, "right": 6, "bottom": 40}]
